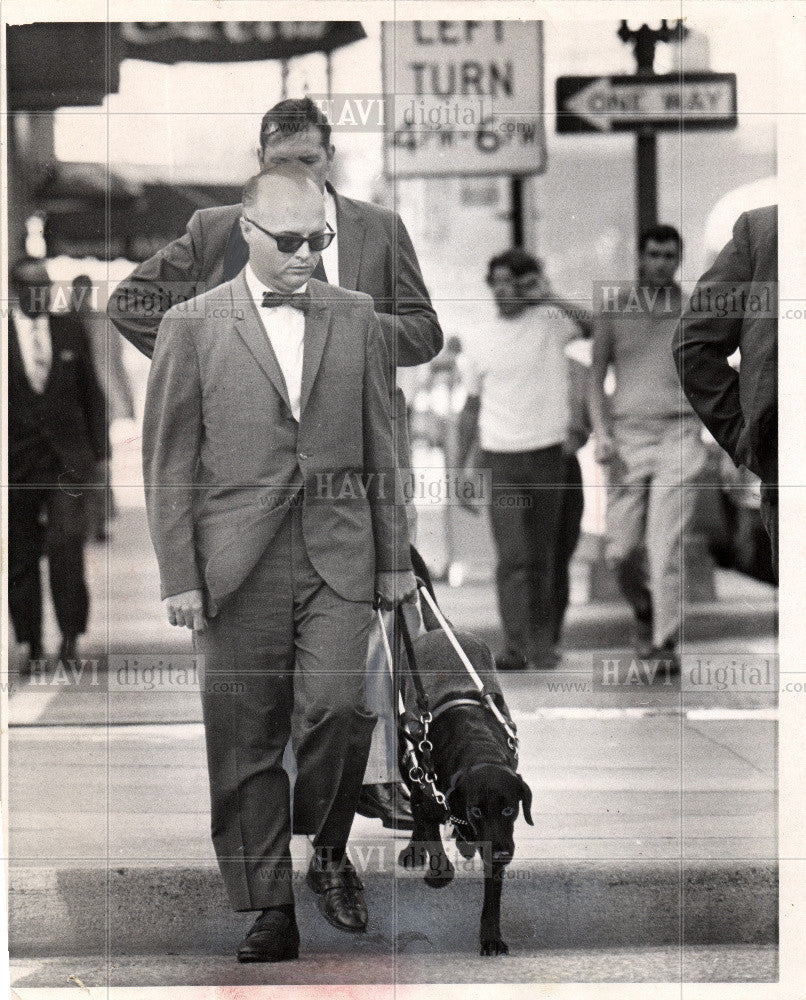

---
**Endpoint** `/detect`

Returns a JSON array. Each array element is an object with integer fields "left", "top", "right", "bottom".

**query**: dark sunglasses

[{"left": 243, "top": 217, "right": 335, "bottom": 254}]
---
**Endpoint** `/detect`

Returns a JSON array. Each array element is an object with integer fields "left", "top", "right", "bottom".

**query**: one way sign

[{"left": 556, "top": 72, "right": 737, "bottom": 133}]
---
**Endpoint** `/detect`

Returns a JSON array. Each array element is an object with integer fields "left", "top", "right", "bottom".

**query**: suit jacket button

[{"left": 298, "top": 452, "right": 309, "bottom": 460}]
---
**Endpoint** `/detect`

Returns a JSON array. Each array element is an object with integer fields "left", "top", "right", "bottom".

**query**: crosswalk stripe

[
  {"left": 7, "top": 688, "right": 60, "bottom": 726},
  {"left": 8, "top": 707, "right": 778, "bottom": 732},
  {"left": 511, "top": 707, "right": 778, "bottom": 722}
]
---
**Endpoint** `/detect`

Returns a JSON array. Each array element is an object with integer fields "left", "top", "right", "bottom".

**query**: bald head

[
  {"left": 242, "top": 163, "right": 322, "bottom": 214},
  {"left": 239, "top": 165, "right": 327, "bottom": 292}
]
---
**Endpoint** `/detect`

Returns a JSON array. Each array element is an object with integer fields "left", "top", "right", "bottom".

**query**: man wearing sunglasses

[
  {"left": 109, "top": 96, "right": 442, "bottom": 832},
  {"left": 142, "top": 166, "right": 415, "bottom": 960}
]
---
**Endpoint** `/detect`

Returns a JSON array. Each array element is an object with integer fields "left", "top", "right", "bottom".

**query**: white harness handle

[{"left": 412, "top": 586, "right": 519, "bottom": 749}]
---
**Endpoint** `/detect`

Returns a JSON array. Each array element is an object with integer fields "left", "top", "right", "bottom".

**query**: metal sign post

[
  {"left": 556, "top": 22, "right": 737, "bottom": 241},
  {"left": 620, "top": 20, "right": 685, "bottom": 236}
]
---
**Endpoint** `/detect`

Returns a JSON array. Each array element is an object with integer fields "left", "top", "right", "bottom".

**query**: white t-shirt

[{"left": 462, "top": 304, "right": 579, "bottom": 453}]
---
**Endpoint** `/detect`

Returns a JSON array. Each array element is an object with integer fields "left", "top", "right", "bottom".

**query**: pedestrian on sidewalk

[
  {"left": 457, "top": 249, "right": 590, "bottom": 670},
  {"left": 589, "top": 225, "right": 708, "bottom": 672},
  {"left": 109, "top": 96, "right": 443, "bottom": 832},
  {"left": 142, "top": 167, "right": 415, "bottom": 962},
  {"left": 674, "top": 205, "right": 778, "bottom": 579},
  {"left": 8, "top": 257, "right": 108, "bottom": 673}
]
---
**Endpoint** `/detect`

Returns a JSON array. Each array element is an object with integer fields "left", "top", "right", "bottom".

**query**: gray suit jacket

[{"left": 142, "top": 273, "right": 410, "bottom": 615}]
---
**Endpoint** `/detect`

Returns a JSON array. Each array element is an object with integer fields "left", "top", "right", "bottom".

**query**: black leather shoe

[
  {"left": 306, "top": 856, "right": 368, "bottom": 932},
  {"left": 634, "top": 616, "right": 654, "bottom": 660},
  {"left": 356, "top": 782, "right": 414, "bottom": 830},
  {"left": 645, "top": 644, "right": 681, "bottom": 677},
  {"left": 18, "top": 642, "right": 43, "bottom": 681},
  {"left": 58, "top": 635, "right": 78, "bottom": 661},
  {"left": 495, "top": 649, "right": 527, "bottom": 671},
  {"left": 237, "top": 907, "right": 300, "bottom": 963}
]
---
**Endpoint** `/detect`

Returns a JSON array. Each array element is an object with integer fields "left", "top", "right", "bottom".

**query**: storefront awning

[
  {"left": 7, "top": 21, "right": 366, "bottom": 110},
  {"left": 36, "top": 163, "right": 241, "bottom": 261}
]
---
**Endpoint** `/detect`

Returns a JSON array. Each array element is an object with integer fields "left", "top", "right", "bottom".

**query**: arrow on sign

[
  {"left": 566, "top": 78, "right": 625, "bottom": 131},
  {"left": 556, "top": 73, "right": 737, "bottom": 133}
]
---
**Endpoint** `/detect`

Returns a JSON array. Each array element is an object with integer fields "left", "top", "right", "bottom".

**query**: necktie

[
  {"left": 28, "top": 316, "right": 51, "bottom": 393},
  {"left": 262, "top": 291, "right": 310, "bottom": 314}
]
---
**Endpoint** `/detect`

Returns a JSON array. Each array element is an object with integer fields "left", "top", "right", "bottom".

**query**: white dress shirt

[
  {"left": 321, "top": 188, "right": 339, "bottom": 286},
  {"left": 245, "top": 265, "right": 307, "bottom": 421},
  {"left": 12, "top": 307, "right": 52, "bottom": 393}
]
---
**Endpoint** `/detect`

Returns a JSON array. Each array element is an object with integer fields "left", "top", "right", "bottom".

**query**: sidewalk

[{"left": 6, "top": 506, "right": 778, "bottom": 668}]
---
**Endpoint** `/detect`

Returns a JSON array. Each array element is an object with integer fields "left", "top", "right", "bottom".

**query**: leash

[{"left": 376, "top": 607, "right": 448, "bottom": 812}]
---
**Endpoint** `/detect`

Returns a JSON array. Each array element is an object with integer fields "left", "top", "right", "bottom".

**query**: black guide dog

[{"left": 395, "top": 575, "right": 533, "bottom": 956}]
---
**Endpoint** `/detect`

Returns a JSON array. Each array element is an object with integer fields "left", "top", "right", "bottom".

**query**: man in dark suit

[
  {"left": 143, "top": 167, "right": 415, "bottom": 961},
  {"left": 109, "top": 97, "right": 442, "bottom": 830},
  {"left": 674, "top": 205, "right": 778, "bottom": 577},
  {"left": 8, "top": 257, "right": 108, "bottom": 669}
]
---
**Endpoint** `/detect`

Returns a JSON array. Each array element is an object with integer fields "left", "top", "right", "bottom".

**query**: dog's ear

[{"left": 517, "top": 774, "right": 534, "bottom": 826}]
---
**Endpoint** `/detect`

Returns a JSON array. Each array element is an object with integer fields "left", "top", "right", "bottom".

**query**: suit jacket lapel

[
  {"left": 300, "top": 284, "right": 333, "bottom": 416},
  {"left": 231, "top": 272, "right": 293, "bottom": 412},
  {"left": 223, "top": 208, "right": 249, "bottom": 281},
  {"left": 331, "top": 186, "right": 366, "bottom": 292}
]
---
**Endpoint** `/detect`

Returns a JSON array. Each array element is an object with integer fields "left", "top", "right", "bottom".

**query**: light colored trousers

[{"left": 605, "top": 417, "right": 707, "bottom": 648}]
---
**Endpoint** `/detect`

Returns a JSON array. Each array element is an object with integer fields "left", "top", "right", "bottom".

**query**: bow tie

[{"left": 261, "top": 290, "right": 310, "bottom": 314}]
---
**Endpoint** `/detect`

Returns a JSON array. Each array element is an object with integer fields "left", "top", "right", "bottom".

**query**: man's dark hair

[
  {"left": 639, "top": 224, "right": 682, "bottom": 254},
  {"left": 10, "top": 255, "right": 49, "bottom": 286},
  {"left": 259, "top": 97, "right": 332, "bottom": 152},
  {"left": 486, "top": 248, "right": 542, "bottom": 285}
]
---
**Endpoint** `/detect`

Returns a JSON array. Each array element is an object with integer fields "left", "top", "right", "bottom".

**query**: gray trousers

[
  {"left": 283, "top": 598, "right": 425, "bottom": 792},
  {"left": 283, "top": 490, "right": 418, "bottom": 788},
  {"left": 195, "top": 503, "right": 376, "bottom": 912},
  {"left": 605, "top": 417, "right": 707, "bottom": 648}
]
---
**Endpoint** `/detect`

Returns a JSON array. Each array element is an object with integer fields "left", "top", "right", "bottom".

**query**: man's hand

[
  {"left": 163, "top": 589, "right": 207, "bottom": 632},
  {"left": 594, "top": 433, "right": 618, "bottom": 465},
  {"left": 375, "top": 570, "right": 418, "bottom": 610}
]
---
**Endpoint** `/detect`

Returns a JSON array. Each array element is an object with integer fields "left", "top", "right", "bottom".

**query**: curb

[{"left": 9, "top": 860, "right": 777, "bottom": 956}]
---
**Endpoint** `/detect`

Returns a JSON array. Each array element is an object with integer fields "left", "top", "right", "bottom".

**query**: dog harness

[{"left": 377, "top": 580, "right": 520, "bottom": 825}]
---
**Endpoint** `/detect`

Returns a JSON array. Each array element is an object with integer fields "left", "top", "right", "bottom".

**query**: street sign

[
  {"left": 556, "top": 72, "right": 737, "bottom": 134},
  {"left": 382, "top": 21, "right": 546, "bottom": 178}
]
